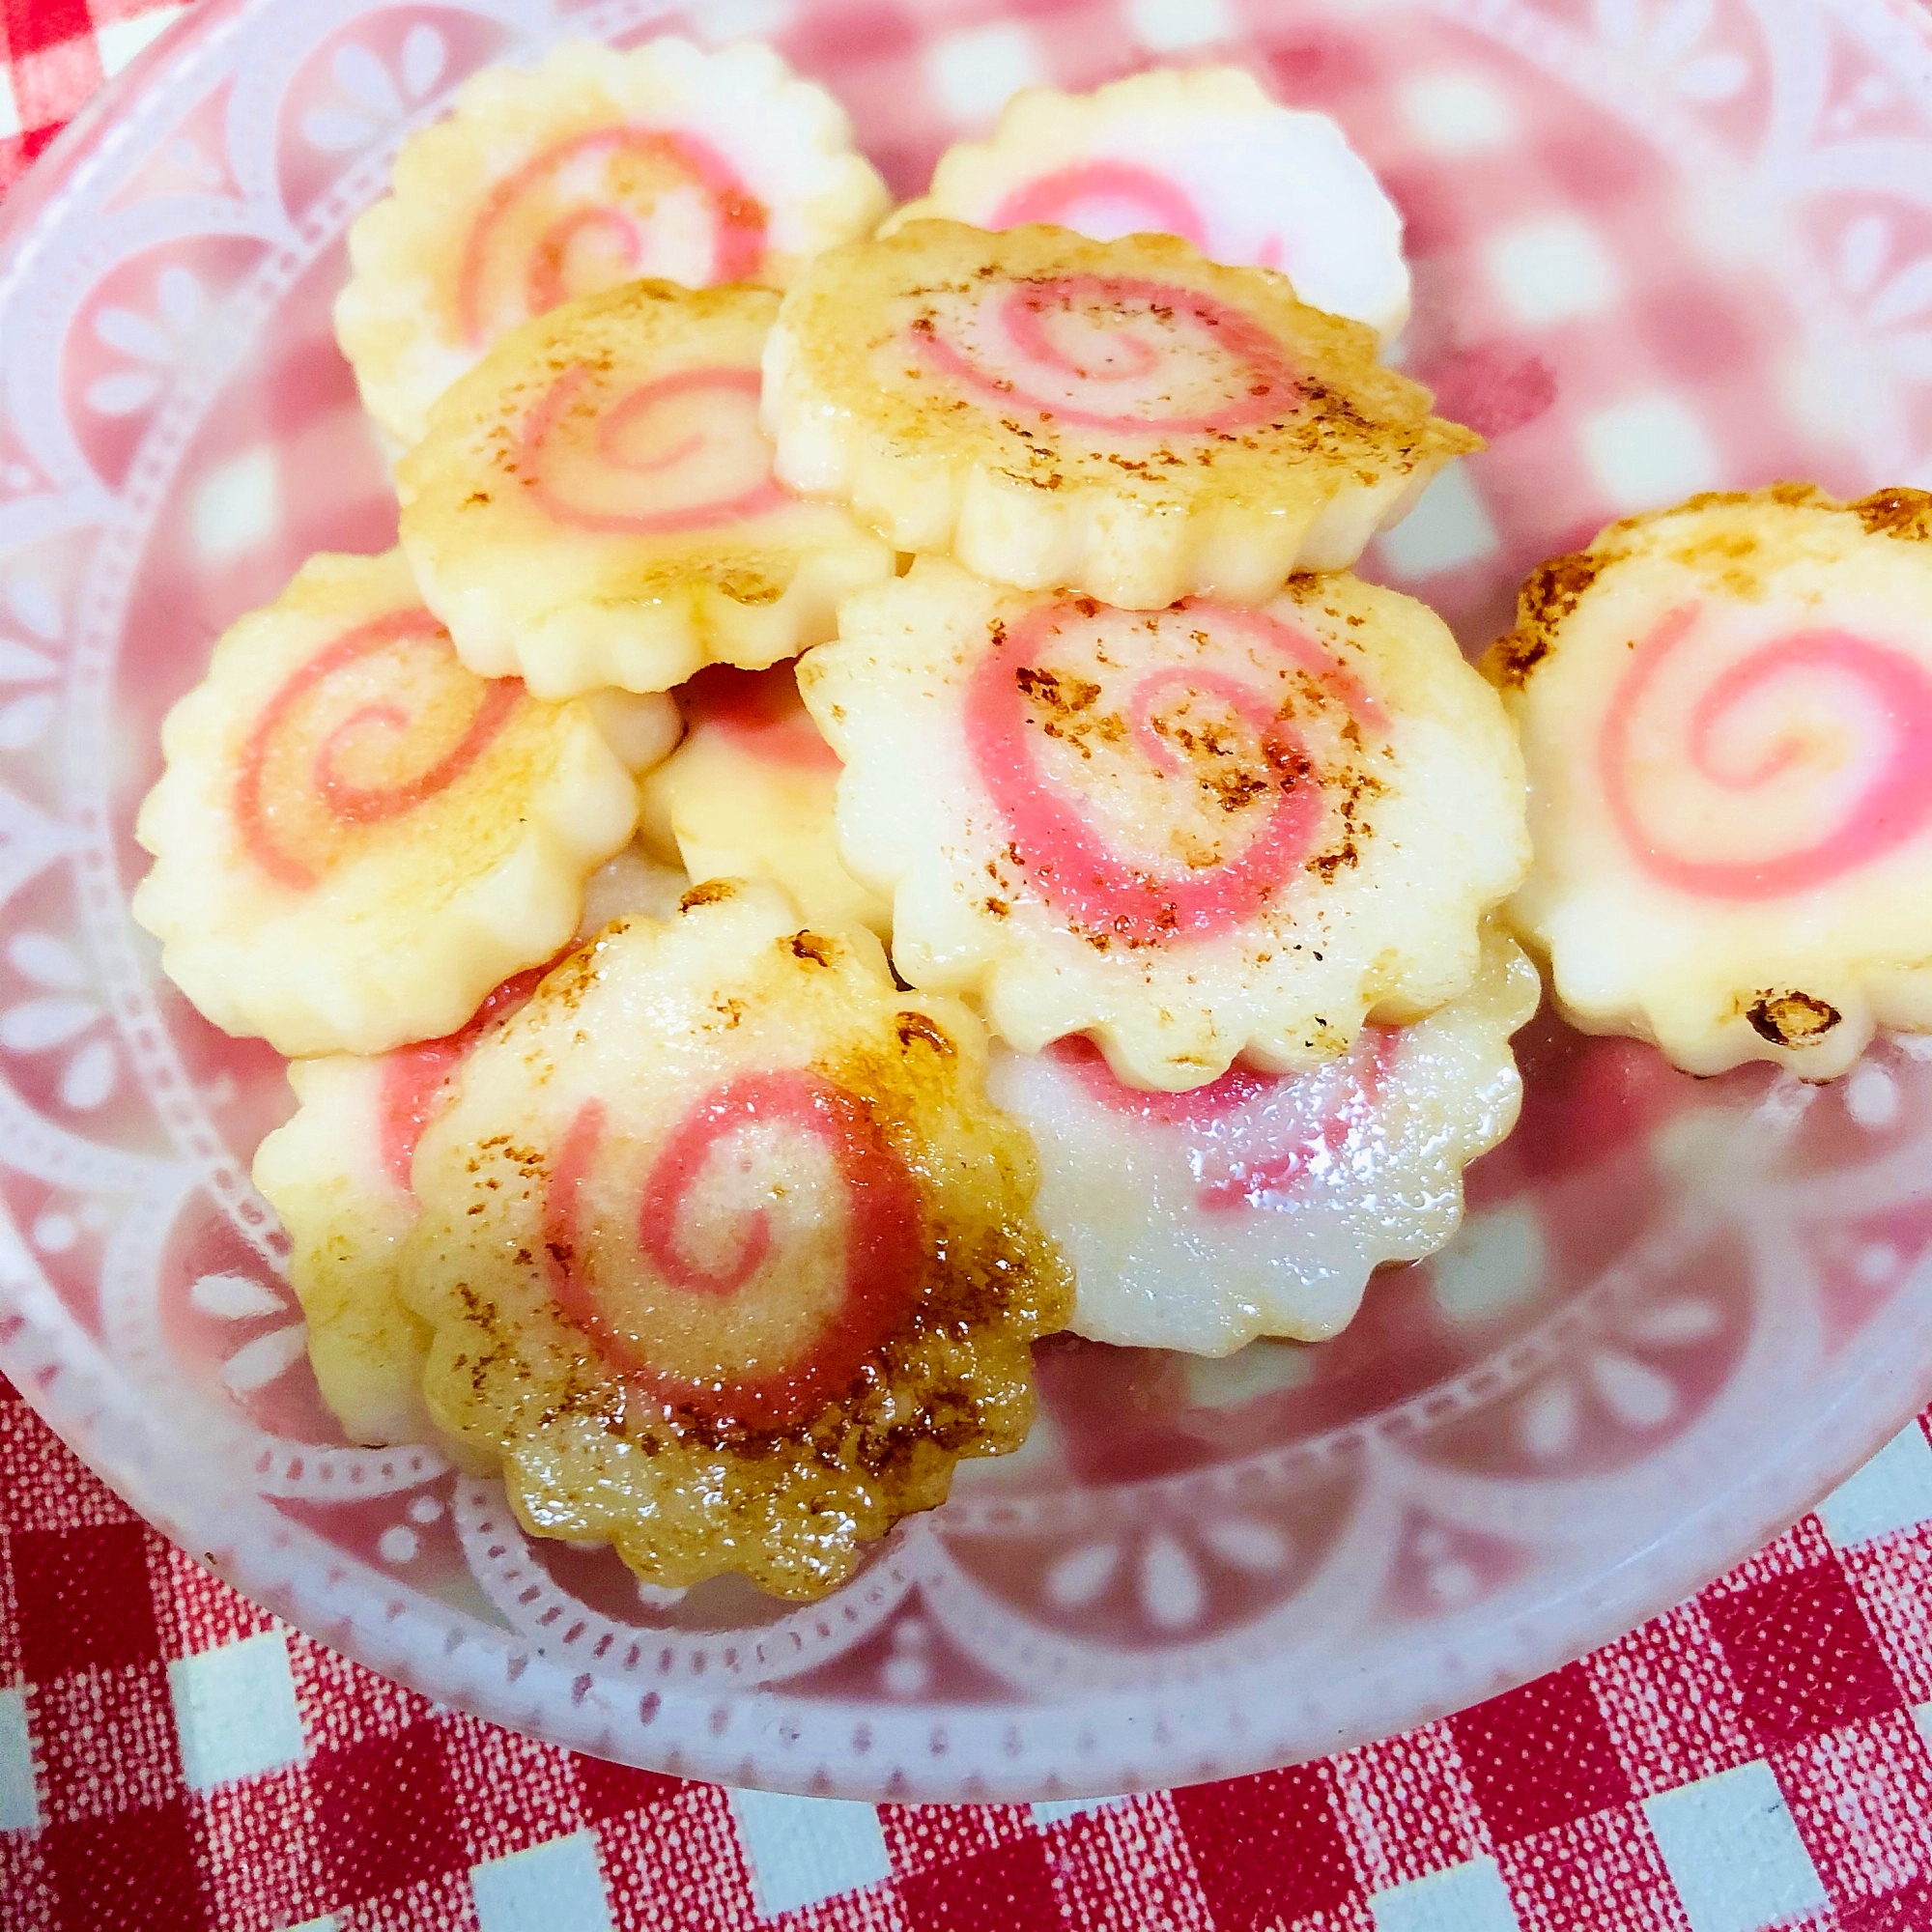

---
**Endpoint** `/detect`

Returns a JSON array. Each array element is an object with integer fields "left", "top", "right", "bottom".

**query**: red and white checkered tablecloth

[
  {"left": 11, "top": 3, "right": 1932, "bottom": 1930},
  {"left": 12, "top": 1360, "right": 1932, "bottom": 1932}
]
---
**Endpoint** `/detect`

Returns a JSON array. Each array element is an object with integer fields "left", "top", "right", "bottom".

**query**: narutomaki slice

[
  {"left": 131, "top": 549, "right": 667, "bottom": 1057},
  {"left": 988, "top": 926, "right": 1537, "bottom": 1353},
  {"left": 1487, "top": 482, "right": 1932, "bottom": 1076},
  {"left": 250, "top": 847, "right": 688, "bottom": 1446},
  {"left": 400, "top": 879, "right": 1069, "bottom": 1601},
  {"left": 887, "top": 67, "right": 1409, "bottom": 345},
  {"left": 802, "top": 557, "right": 1528, "bottom": 1090},
  {"left": 763, "top": 220, "right": 1475, "bottom": 609},
  {"left": 398, "top": 281, "right": 892, "bottom": 698},
  {"left": 639, "top": 661, "right": 889, "bottom": 938},
  {"left": 335, "top": 36, "right": 889, "bottom": 447}
]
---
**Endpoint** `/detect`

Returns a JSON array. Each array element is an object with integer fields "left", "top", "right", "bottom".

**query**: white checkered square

[
  {"left": 0, "top": 1686, "right": 42, "bottom": 1830},
  {"left": 1580, "top": 392, "right": 1719, "bottom": 508},
  {"left": 1486, "top": 217, "right": 1619, "bottom": 327},
  {"left": 1370, "top": 1857, "right": 1520, "bottom": 1932},
  {"left": 192, "top": 444, "right": 282, "bottom": 567},
  {"left": 1124, "top": 0, "right": 1233, "bottom": 50},
  {"left": 1642, "top": 1761, "right": 1826, "bottom": 1932},
  {"left": 471, "top": 1832, "right": 611, "bottom": 1932},
  {"left": 1376, "top": 464, "right": 1499, "bottom": 578},
  {"left": 925, "top": 23, "right": 1043, "bottom": 122},
  {"left": 96, "top": 7, "right": 188, "bottom": 79},
  {"left": 1818, "top": 1423, "right": 1932, "bottom": 1549},
  {"left": 727, "top": 1789, "right": 891, "bottom": 1918},
  {"left": 168, "top": 1632, "right": 306, "bottom": 1791},
  {"left": 1400, "top": 71, "right": 1519, "bottom": 154}
]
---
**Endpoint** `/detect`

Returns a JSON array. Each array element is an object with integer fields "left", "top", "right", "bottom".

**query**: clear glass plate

[{"left": 1, "top": 0, "right": 1929, "bottom": 1801}]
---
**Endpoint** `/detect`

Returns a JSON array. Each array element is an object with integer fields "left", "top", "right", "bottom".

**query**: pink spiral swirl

[
  {"left": 988, "top": 163, "right": 1290, "bottom": 273},
  {"left": 1598, "top": 604, "right": 1932, "bottom": 899},
  {"left": 1053, "top": 1027, "right": 1398, "bottom": 1210},
  {"left": 914, "top": 272, "right": 1297, "bottom": 436},
  {"left": 964, "top": 601, "right": 1385, "bottom": 946},
  {"left": 993, "top": 161, "right": 1208, "bottom": 244},
  {"left": 456, "top": 127, "right": 767, "bottom": 346},
  {"left": 517, "top": 363, "right": 786, "bottom": 537},
  {"left": 681, "top": 664, "right": 839, "bottom": 773},
  {"left": 543, "top": 1070, "right": 923, "bottom": 1429},
  {"left": 234, "top": 611, "right": 521, "bottom": 894}
]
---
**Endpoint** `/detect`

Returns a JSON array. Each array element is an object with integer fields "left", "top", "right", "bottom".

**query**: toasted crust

[
  {"left": 763, "top": 219, "right": 1477, "bottom": 609},
  {"left": 1484, "top": 483, "right": 1932, "bottom": 691},
  {"left": 130, "top": 550, "right": 652, "bottom": 1057},
  {"left": 396, "top": 279, "right": 893, "bottom": 697},
  {"left": 802, "top": 557, "right": 1528, "bottom": 1089},
  {"left": 401, "top": 881, "right": 1070, "bottom": 1599},
  {"left": 1486, "top": 480, "right": 1932, "bottom": 1075}
]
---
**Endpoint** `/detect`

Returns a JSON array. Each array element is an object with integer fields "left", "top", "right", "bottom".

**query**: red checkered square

[
  {"left": 900, "top": 1833, "right": 1060, "bottom": 1932},
  {"left": 285, "top": 1627, "right": 437, "bottom": 1758},
  {"left": 39, "top": 1796, "right": 209, "bottom": 1932},
  {"left": 1842, "top": 1526, "right": 1932, "bottom": 1706},
  {"left": 440, "top": 1712, "right": 583, "bottom": 1864},
  {"left": 197, "top": 1765, "right": 331, "bottom": 1932},
  {"left": 0, "top": 1406, "right": 137, "bottom": 1533},
  {"left": 571, "top": 1749, "right": 682, "bottom": 1828},
  {"left": 1170, "top": 1764, "right": 1361, "bottom": 1929},
  {"left": 880, "top": 1800, "right": 1037, "bottom": 1879},
  {"left": 34, "top": 1661, "right": 182, "bottom": 1824},
  {"left": 1583, "top": 1603, "right": 1757, "bottom": 1799},
  {"left": 0, "top": 0, "right": 93, "bottom": 61},
  {"left": 4, "top": 33, "right": 102, "bottom": 140},
  {"left": 310, "top": 1716, "right": 459, "bottom": 1910},
  {"left": 777, "top": 1884, "right": 916, "bottom": 1932},
  {"left": 11, "top": 1524, "right": 160, "bottom": 1681},
  {"left": 1331, "top": 1721, "right": 1489, "bottom": 1889},
  {"left": 1494, "top": 1804, "right": 1690, "bottom": 1932},
  {"left": 1841, "top": 1876, "right": 1932, "bottom": 1932},
  {"left": 1706, "top": 1561, "right": 1902, "bottom": 1749},
  {"left": 777, "top": 3, "right": 943, "bottom": 192},
  {"left": 0, "top": 1529, "right": 17, "bottom": 1684},
  {"left": 1715, "top": 1517, "right": 1841, "bottom": 1592},
  {"left": 1449, "top": 1663, "right": 1633, "bottom": 1845},
  {"left": 597, "top": 1781, "right": 758, "bottom": 1932},
  {"left": 1040, "top": 1798, "right": 1215, "bottom": 1932},
  {"left": 154, "top": 1543, "right": 274, "bottom": 1660},
  {"left": 0, "top": 1833, "right": 57, "bottom": 1932},
  {"left": 1773, "top": 1710, "right": 1932, "bottom": 1907},
  {"left": 334, "top": 1866, "right": 477, "bottom": 1932}
]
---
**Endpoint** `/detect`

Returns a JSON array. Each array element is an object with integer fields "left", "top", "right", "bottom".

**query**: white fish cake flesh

[
  {"left": 336, "top": 38, "right": 890, "bottom": 447},
  {"left": 987, "top": 927, "right": 1536, "bottom": 1352},
  {"left": 397, "top": 280, "right": 893, "bottom": 698},
  {"left": 401, "top": 879, "right": 1071, "bottom": 1599},
  {"left": 803, "top": 558, "right": 1528, "bottom": 1089},
  {"left": 886, "top": 68, "right": 1409, "bottom": 345},
  {"left": 763, "top": 219, "right": 1477, "bottom": 610},
  {"left": 1488, "top": 483, "right": 1932, "bottom": 1077},
  {"left": 639, "top": 662, "right": 891, "bottom": 936},
  {"left": 132, "top": 550, "right": 660, "bottom": 1058},
  {"left": 251, "top": 848, "right": 687, "bottom": 1447}
]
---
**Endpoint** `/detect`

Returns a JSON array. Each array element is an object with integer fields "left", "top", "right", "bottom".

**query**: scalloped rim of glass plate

[{"left": 2, "top": 0, "right": 1932, "bottom": 1803}]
